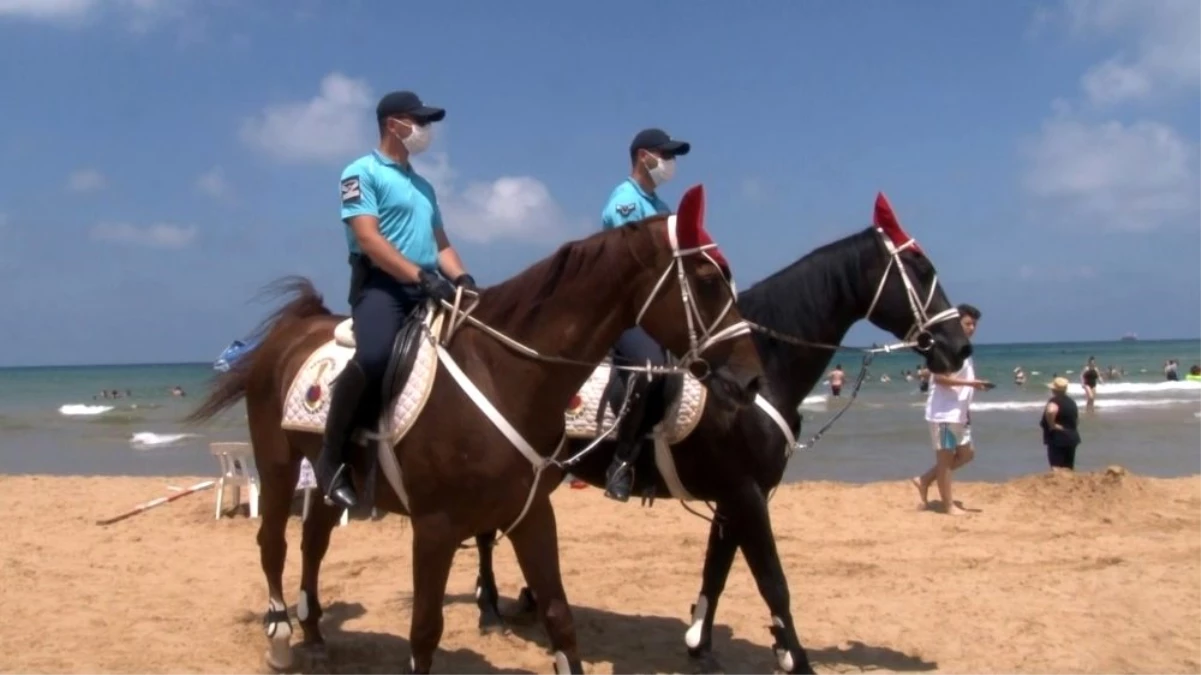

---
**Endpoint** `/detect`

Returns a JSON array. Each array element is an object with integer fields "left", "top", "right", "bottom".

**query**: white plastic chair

[
  {"left": 210, "top": 442, "right": 260, "bottom": 520},
  {"left": 297, "top": 457, "right": 349, "bottom": 527}
]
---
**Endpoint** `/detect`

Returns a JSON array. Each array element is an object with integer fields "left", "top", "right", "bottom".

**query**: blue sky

[{"left": 0, "top": 0, "right": 1197, "bottom": 366}]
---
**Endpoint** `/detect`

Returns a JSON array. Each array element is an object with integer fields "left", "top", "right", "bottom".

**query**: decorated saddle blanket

[
  {"left": 280, "top": 312, "right": 442, "bottom": 446},
  {"left": 565, "top": 362, "right": 707, "bottom": 444}
]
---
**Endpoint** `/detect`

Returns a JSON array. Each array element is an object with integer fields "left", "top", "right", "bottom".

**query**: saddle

[{"left": 602, "top": 354, "right": 684, "bottom": 447}]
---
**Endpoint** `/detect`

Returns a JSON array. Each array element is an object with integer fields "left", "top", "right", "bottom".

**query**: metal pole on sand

[{"left": 95, "top": 480, "right": 216, "bottom": 526}]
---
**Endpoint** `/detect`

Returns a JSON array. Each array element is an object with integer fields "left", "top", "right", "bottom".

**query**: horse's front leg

[
  {"left": 296, "top": 493, "right": 347, "bottom": 668},
  {"left": 730, "top": 484, "right": 813, "bottom": 674},
  {"left": 473, "top": 530, "right": 507, "bottom": 634},
  {"left": 685, "top": 502, "right": 740, "bottom": 671},
  {"left": 408, "top": 515, "right": 459, "bottom": 674}
]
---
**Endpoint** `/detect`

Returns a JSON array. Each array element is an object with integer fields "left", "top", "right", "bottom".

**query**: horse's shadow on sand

[
  {"left": 289, "top": 601, "right": 530, "bottom": 674},
  {"left": 443, "top": 591, "right": 938, "bottom": 674},
  {"left": 280, "top": 596, "right": 936, "bottom": 674}
]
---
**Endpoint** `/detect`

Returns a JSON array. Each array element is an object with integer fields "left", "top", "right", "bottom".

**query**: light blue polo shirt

[
  {"left": 339, "top": 150, "right": 443, "bottom": 272},
  {"left": 601, "top": 178, "right": 671, "bottom": 230}
]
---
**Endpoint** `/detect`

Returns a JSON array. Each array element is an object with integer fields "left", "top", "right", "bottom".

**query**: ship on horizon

[{"left": 1120, "top": 332, "right": 1138, "bottom": 342}]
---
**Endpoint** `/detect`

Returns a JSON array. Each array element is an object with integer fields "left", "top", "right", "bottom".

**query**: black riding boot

[
  {"left": 315, "top": 360, "right": 368, "bottom": 510},
  {"left": 603, "top": 377, "right": 652, "bottom": 503}
]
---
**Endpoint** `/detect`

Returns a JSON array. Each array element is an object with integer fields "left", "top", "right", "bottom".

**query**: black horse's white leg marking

[
  {"left": 263, "top": 596, "right": 293, "bottom": 670},
  {"left": 685, "top": 505, "right": 739, "bottom": 667},
  {"left": 734, "top": 486, "right": 813, "bottom": 675}
]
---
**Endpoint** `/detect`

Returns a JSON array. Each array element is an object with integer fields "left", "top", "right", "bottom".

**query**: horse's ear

[
  {"left": 675, "top": 184, "right": 707, "bottom": 251},
  {"left": 672, "top": 184, "right": 731, "bottom": 273},
  {"left": 873, "top": 191, "right": 921, "bottom": 253}
]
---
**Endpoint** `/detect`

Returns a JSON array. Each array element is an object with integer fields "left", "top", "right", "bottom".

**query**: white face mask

[
  {"left": 647, "top": 155, "right": 675, "bottom": 186},
  {"left": 396, "top": 121, "right": 433, "bottom": 155}
]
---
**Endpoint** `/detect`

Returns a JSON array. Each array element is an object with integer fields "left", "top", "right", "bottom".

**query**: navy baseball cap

[
  {"left": 376, "top": 91, "right": 445, "bottom": 123},
  {"left": 629, "top": 128, "right": 691, "bottom": 161}
]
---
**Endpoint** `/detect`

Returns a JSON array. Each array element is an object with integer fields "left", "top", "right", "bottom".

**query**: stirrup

[{"left": 322, "top": 464, "right": 356, "bottom": 506}]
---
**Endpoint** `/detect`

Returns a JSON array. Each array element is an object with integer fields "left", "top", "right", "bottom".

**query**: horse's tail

[{"left": 184, "top": 276, "right": 332, "bottom": 425}]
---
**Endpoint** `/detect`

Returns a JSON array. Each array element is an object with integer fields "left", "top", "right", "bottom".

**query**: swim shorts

[{"left": 929, "top": 422, "right": 972, "bottom": 452}]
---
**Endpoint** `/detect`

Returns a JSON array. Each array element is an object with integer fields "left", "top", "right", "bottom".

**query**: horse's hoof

[
  {"left": 264, "top": 638, "right": 294, "bottom": 672},
  {"left": 688, "top": 650, "right": 725, "bottom": 674},
  {"left": 478, "top": 616, "right": 509, "bottom": 636}
]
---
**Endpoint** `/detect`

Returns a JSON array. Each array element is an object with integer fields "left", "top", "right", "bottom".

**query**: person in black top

[
  {"left": 1041, "top": 377, "right": 1081, "bottom": 470},
  {"left": 1080, "top": 356, "right": 1102, "bottom": 409}
]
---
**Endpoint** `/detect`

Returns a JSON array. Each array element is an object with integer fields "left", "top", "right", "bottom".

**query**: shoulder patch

[
  {"left": 340, "top": 176, "right": 361, "bottom": 204},
  {"left": 615, "top": 203, "right": 636, "bottom": 217}
]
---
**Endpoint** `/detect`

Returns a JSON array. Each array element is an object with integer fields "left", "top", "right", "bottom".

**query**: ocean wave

[
  {"left": 129, "top": 432, "right": 200, "bottom": 450},
  {"left": 800, "top": 395, "right": 827, "bottom": 408},
  {"left": 59, "top": 404, "right": 115, "bottom": 416},
  {"left": 1065, "top": 381, "right": 1201, "bottom": 396},
  {"left": 970, "top": 398, "right": 1200, "bottom": 412}
]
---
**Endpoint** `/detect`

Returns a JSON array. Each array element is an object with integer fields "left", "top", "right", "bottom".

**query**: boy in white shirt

[{"left": 912, "top": 304, "right": 993, "bottom": 515}]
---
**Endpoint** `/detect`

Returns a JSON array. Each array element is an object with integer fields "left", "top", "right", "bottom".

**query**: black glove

[
  {"left": 453, "top": 273, "right": 478, "bottom": 293},
  {"left": 418, "top": 269, "right": 456, "bottom": 304}
]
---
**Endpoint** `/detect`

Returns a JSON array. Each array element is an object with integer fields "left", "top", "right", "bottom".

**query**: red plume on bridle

[
  {"left": 675, "top": 184, "right": 731, "bottom": 273},
  {"left": 873, "top": 192, "right": 921, "bottom": 254}
]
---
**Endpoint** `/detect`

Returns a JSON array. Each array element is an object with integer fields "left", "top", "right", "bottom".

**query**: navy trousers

[{"left": 350, "top": 270, "right": 424, "bottom": 426}]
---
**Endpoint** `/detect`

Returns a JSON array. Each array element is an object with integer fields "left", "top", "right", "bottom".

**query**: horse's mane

[
  {"left": 476, "top": 216, "right": 665, "bottom": 329},
  {"left": 737, "top": 227, "right": 878, "bottom": 338}
]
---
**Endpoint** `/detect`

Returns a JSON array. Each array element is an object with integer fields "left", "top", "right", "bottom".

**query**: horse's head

[
  {"left": 629, "top": 185, "right": 763, "bottom": 408},
  {"left": 861, "top": 193, "right": 971, "bottom": 374}
]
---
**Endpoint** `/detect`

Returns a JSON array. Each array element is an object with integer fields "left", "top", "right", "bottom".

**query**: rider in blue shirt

[
  {"left": 316, "top": 90, "right": 477, "bottom": 510},
  {"left": 599, "top": 128, "right": 691, "bottom": 502}
]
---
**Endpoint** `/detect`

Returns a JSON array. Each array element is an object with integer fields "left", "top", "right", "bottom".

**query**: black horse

[{"left": 473, "top": 194, "right": 972, "bottom": 673}]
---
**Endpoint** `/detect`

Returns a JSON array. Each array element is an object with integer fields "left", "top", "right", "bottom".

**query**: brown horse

[
  {"left": 185, "top": 185, "right": 764, "bottom": 674},
  {"left": 471, "top": 193, "right": 974, "bottom": 673}
]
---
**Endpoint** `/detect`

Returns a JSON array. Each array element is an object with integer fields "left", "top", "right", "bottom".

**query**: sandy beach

[{"left": 0, "top": 468, "right": 1197, "bottom": 674}]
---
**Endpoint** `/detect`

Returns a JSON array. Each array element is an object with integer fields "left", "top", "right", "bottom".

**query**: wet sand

[{"left": 0, "top": 468, "right": 1198, "bottom": 673}]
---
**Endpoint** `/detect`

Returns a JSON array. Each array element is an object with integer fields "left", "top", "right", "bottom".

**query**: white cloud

[
  {"left": 67, "top": 168, "right": 106, "bottom": 192},
  {"left": 1064, "top": 0, "right": 1200, "bottom": 106},
  {"left": 1021, "top": 2, "right": 1200, "bottom": 232},
  {"left": 194, "top": 167, "right": 231, "bottom": 200},
  {"left": 91, "top": 222, "right": 196, "bottom": 249},
  {"left": 240, "top": 73, "right": 576, "bottom": 243},
  {"left": 239, "top": 72, "right": 374, "bottom": 164},
  {"left": 0, "top": 0, "right": 174, "bottom": 26},
  {"left": 414, "top": 152, "right": 577, "bottom": 244},
  {"left": 1022, "top": 114, "right": 1198, "bottom": 232}
]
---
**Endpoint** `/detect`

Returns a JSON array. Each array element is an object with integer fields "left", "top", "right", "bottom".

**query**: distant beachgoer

[
  {"left": 1013, "top": 366, "right": 1026, "bottom": 387},
  {"left": 171, "top": 386, "right": 186, "bottom": 397},
  {"left": 1165, "top": 360, "right": 1179, "bottom": 381},
  {"left": 1186, "top": 365, "right": 1201, "bottom": 382},
  {"left": 917, "top": 365, "right": 930, "bottom": 393},
  {"left": 829, "top": 364, "right": 845, "bottom": 397},
  {"left": 1080, "top": 357, "right": 1102, "bottom": 409},
  {"left": 1041, "top": 377, "right": 1081, "bottom": 471},
  {"left": 911, "top": 303, "right": 992, "bottom": 516},
  {"left": 880, "top": 374, "right": 891, "bottom": 383}
]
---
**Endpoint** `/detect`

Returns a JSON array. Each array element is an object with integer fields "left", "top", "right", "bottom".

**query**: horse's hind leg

[
  {"left": 296, "top": 486, "right": 346, "bottom": 663},
  {"left": 473, "top": 530, "right": 507, "bottom": 634},
  {"left": 685, "top": 502, "right": 740, "bottom": 670},
  {"left": 730, "top": 484, "right": 813, "bottom": 675},
  {"left": 507, "top": 498, "right": 584, "bottom": 675},
  {"left": 253, "top": 426, "right": 303, "bottom": 671}
]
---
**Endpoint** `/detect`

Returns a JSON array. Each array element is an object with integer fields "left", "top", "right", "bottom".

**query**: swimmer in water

[
  {"left": 1013, "top": 366, "right": 1026, "bottom": 386},
  {"left": 917, "top": 364, "right": 931, "bottom": 393},
  {"left": 828, "top": 364, "right": 845, "bottom": 397},
  {"left": 1080, "top": 356, "right": 1102, "bottom": 409}
]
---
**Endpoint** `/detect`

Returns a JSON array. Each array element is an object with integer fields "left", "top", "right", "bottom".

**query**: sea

[{"left": 0, "top": 339, "right": 1198, "bottom": 483}]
